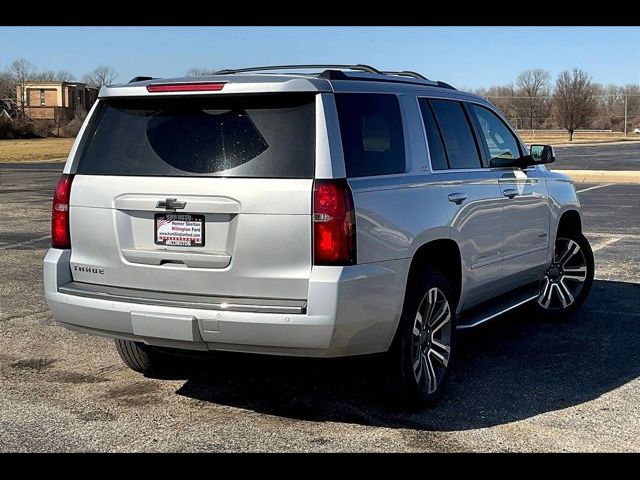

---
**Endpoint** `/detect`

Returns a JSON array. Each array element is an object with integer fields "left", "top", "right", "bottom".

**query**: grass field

[
  {"left": 519, "top": 132, "right": 639, "bottom": 145},
  {"left": 0, "top": 138, "right": 75, "bottom": 163}
]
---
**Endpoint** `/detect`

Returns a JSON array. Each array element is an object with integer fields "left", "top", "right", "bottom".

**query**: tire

[
  {"left": 535, "top": 230, "right": 594, "bottom": 319},
  {"left": 114, "top": 339, "right": 174, "bottom": 376},
  {"left": 388, "top": 268, "right": 457, "bottom": 408}
]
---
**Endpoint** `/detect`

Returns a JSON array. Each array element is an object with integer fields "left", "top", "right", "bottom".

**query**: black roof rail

[
  {"left": 211, "top": 65, "right": 457, "bottom": 90},
  {"left": 318, "top": 69, "right": 452, "bottom": 89},
  {"left": 382, "top": 70, "right": 427, "bottom": 80},
  {"left": 214, "top": 64, "right": 382, "bottom": 75},
  {"left": 435, "top": 81, "right": 456, "bottom": 90},
  {"left": 128, "top": 76, "right": 156, "bottom": 83}
]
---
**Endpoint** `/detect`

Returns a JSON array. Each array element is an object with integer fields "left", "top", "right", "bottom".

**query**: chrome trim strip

[
  {"left": 500, "top": 245, "right": 548, "bottom": 262},
  {"left": 58, "top": 282, "right": 307, "bottom": 314},
  {"left": 456, "top": 294, "right": 538, "bottom": 330},
  {"left": 470, "top": 255, "right": 502, "bottom": 270},
  {"left": 471, "top": 245, "right": 548, "bottom": 269}
]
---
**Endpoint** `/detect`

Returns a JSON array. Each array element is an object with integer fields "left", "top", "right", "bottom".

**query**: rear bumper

[
  {"left": 58, "top": 281, "right": 307, "bottom": 315},
  {"left": 44, "top": 249, "right": 407, "bottom": 357}
]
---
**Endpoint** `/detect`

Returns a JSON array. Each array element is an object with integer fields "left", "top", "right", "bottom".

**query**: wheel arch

[
  {"left": 557, "top": 209, "right": 583, "bottom": 236},
  {"left": 389, "top": 238, "right": 462, "bottom": 349}
]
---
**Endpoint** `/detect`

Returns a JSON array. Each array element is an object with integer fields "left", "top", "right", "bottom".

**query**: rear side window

[
  {"left": 335, "top": 93, "right": 406, "bottom": 178},
  {"left": 428, "top": 99, "right": 482, "bottom": 169},
  {"left": 418, "top": 99, "right": 448, "bottom": 170},
  {"left": 77, "top": 94, "right": 316, "bottom": 178}
]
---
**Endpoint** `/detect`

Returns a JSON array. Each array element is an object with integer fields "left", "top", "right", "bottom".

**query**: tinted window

[
  {"left": 418, "top": 99, "right": 448, "bottom": 170},
  {"left": 471, "top": 104, "right": 521, "bottom": 166},
  {"left": 78, "top": 94, "right": 315, "bottom": 178},
  {"left": 335, "top": 93, "right": 405, "bottom": 177},
  {"left": 429, "top": 99, "right": 482, "bottom": 169}
]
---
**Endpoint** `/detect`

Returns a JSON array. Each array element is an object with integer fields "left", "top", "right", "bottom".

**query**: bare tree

[
  {"left": 514, "top": 69, "right": 551, "bottom": 129},
  {"left": 594, "top": 84, "right": 623, "bottom": 130},
  {"left": 0, "top": 71, "right": 16, "bottom": 100},
  {"left": 9, "top": 59, "right": 37, "bottom": 116},
  {"left": 623, "top": 84, "right": 640, "bottom": 133},
  {"left": 554, "top": 68, "right": 596, "bottom": 141},
  {"left": 476, "top": 73, "right": 638, "bottom": 132},
  {"left": 52, "top": 108, "right": 67, "bottom": 137},
  {"left": 476, "top": 84, "right": 521, "bottom": 127},
  {"left": 56, "top": 70, "right": 75, "bottom": 82},
  {"left": 35, "top": 70, "right": 56, "bottom": 81},
  {"left": 186, "top": 68, "right": 217, "bottom": 77},
  {"left": 83, "top": 65, "right": 119, "bottom": 88}
]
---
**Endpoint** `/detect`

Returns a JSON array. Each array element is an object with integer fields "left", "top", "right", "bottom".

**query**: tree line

[
  {"left": 2, "top": 60, "right": 638, "bottom": 142},
  {"left": 0, "top": 58, "right": 119, "bottom": 116},
  {"left": 186, "top": 66, "right": 640, "bottom": 141},
  {"left": 472, "top": 68, "right": 640, "bottom": 140}
]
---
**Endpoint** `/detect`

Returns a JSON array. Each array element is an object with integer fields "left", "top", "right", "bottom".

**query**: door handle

[
  {"left": 503, "top": 188, "right": 518, "bottom": 199},
  {"left": 448, "top": 193, "right": 468, "bottom": 205}
]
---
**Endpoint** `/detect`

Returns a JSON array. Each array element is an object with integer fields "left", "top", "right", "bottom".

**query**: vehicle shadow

[{"left": 175, "top": 279, "right": 640, "bottom": 430}]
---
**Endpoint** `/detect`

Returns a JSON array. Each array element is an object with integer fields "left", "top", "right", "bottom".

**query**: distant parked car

[{"left": 633, "top": 127, "right": 640, "bottom": 134}]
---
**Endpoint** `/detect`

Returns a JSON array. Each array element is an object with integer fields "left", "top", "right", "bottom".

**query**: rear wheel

[
  {"left": 114, "top": 340, "right": 176, "bottom": 376},
  {"left": 536, "top": 231, "right": 594, "bottom": 319},
  {"left": 389, "top": 268, "right": 456, "bottom": 407}
]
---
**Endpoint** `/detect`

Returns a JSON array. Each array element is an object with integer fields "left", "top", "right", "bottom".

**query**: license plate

[{"left": 154, "top": 213, "right": 205, "bottom": 247}]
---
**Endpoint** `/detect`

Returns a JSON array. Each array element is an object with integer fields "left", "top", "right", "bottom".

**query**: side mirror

[{"left": 529, "top": 144, "right": 555, "bottom": 164}]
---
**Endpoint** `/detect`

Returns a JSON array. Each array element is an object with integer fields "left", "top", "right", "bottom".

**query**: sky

[{"left": 1, "top": 27, "right": 639, "bottom": 89}]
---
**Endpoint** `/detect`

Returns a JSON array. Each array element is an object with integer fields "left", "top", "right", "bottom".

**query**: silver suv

[{"left": 44, "top": 65, "right": 594, "bottom": 406}]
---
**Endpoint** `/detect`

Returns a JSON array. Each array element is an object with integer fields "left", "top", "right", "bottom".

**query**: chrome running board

[{"left": 457, "top": 284, "right": 539, "bottom": 330}]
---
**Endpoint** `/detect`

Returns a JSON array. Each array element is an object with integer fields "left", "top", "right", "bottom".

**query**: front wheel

[{"left": 536, "top": 231, "right": 594, "bottom": 319}]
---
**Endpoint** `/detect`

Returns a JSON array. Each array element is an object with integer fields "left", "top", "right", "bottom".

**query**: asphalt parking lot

[
  {"left": 552, "top": 142, "right": 639, "bottom": 171},
  {"left": 1, "top": 151, "right": 639, "bottom": 452}
]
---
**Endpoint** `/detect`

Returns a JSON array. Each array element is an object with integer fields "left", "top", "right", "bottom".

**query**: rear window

[
  {"left": 335, "top": 93, "right": 406, "bottom": 178},
  {"left": 77, "top": 94, "right": 316, "bottom": 178}
]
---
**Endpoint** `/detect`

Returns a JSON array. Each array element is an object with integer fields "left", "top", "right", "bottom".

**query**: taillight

[
  {"left": 146, "top": 82, "right": 225, "bottom": 93},
  {"left": 51, "top": 174, "right": 74, "bottom": 249},
  {"left": 313, "top": 179, "right": 356, "bottom": 266}
]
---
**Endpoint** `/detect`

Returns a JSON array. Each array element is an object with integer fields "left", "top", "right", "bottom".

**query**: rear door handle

[
  {"left": 503, "top": 188, "right": 518, "bottom": 199},
  {"left": 448, "top": 193, "right": 468, "bottom": 205}
]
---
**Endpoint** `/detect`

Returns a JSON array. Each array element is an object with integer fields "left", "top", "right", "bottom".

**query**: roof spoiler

[{"left": 128, "top": 76, "right": 156, "bottom": 83}]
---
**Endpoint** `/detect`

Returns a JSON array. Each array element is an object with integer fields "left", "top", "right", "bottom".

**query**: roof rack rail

[
  {"left": 382, "top": 71, "right": 427, "bottom": 80},
  {"left": 214, "top": 64, "right": 382, "bottom": 75},
  {"left": 129, "top": 76, "right": 156, "bottom": 83},
  {"left": 211, "top": 65, "right": 457, "bottom": 90},
  {"left": 435, "top": 81, "right": 456, "bottom": 90}
]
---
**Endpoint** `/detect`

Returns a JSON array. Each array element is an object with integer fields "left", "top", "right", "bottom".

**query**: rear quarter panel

[
  {"left": 344, "top": 91, "right": 452, "bottom": 265},
  {"left": 340, "top": 91, "right": 455, "bottom": 348}
]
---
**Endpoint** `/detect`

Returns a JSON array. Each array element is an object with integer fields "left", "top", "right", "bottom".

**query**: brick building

[{"left": 16, "top": 81, "right": 98, "bottom": 121}]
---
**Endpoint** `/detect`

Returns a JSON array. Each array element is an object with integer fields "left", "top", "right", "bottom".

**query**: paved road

[
  {"left": 0, "top": 167, "right": 639, "bottom": 452},
  {"left": 552, "top": 143, "right": 640, "bottom": 171}
]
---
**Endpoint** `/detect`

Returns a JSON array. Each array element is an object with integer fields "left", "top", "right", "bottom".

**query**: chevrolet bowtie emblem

[{"left": 156, "top": 198, "right": 186, "bottom": 210}]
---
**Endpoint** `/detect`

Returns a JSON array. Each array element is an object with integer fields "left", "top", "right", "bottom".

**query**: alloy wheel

[
  {"left": 411, "top": 287, "right": 452, "bottom": 393},
  {"left": 538, "top": 237, "right": 588, "bottom": 310}
]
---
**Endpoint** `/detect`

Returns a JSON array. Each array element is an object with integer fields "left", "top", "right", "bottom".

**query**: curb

[{"left": 554, "top": 169, "right": 640, "bottom": 184}]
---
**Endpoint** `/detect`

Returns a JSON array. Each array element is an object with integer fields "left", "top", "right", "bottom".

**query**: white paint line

[
  {"left": 591, "top": 236, "right": 624, "bottom": 253},
  {"left": 585, "top": 232, "right": 640, "bottom": 240},
  {"left": 576, "top": 183, "right": 614, "bottom": 193},
  {"left": 0, "top": 234, "right": 51, "bottom": 250}
]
